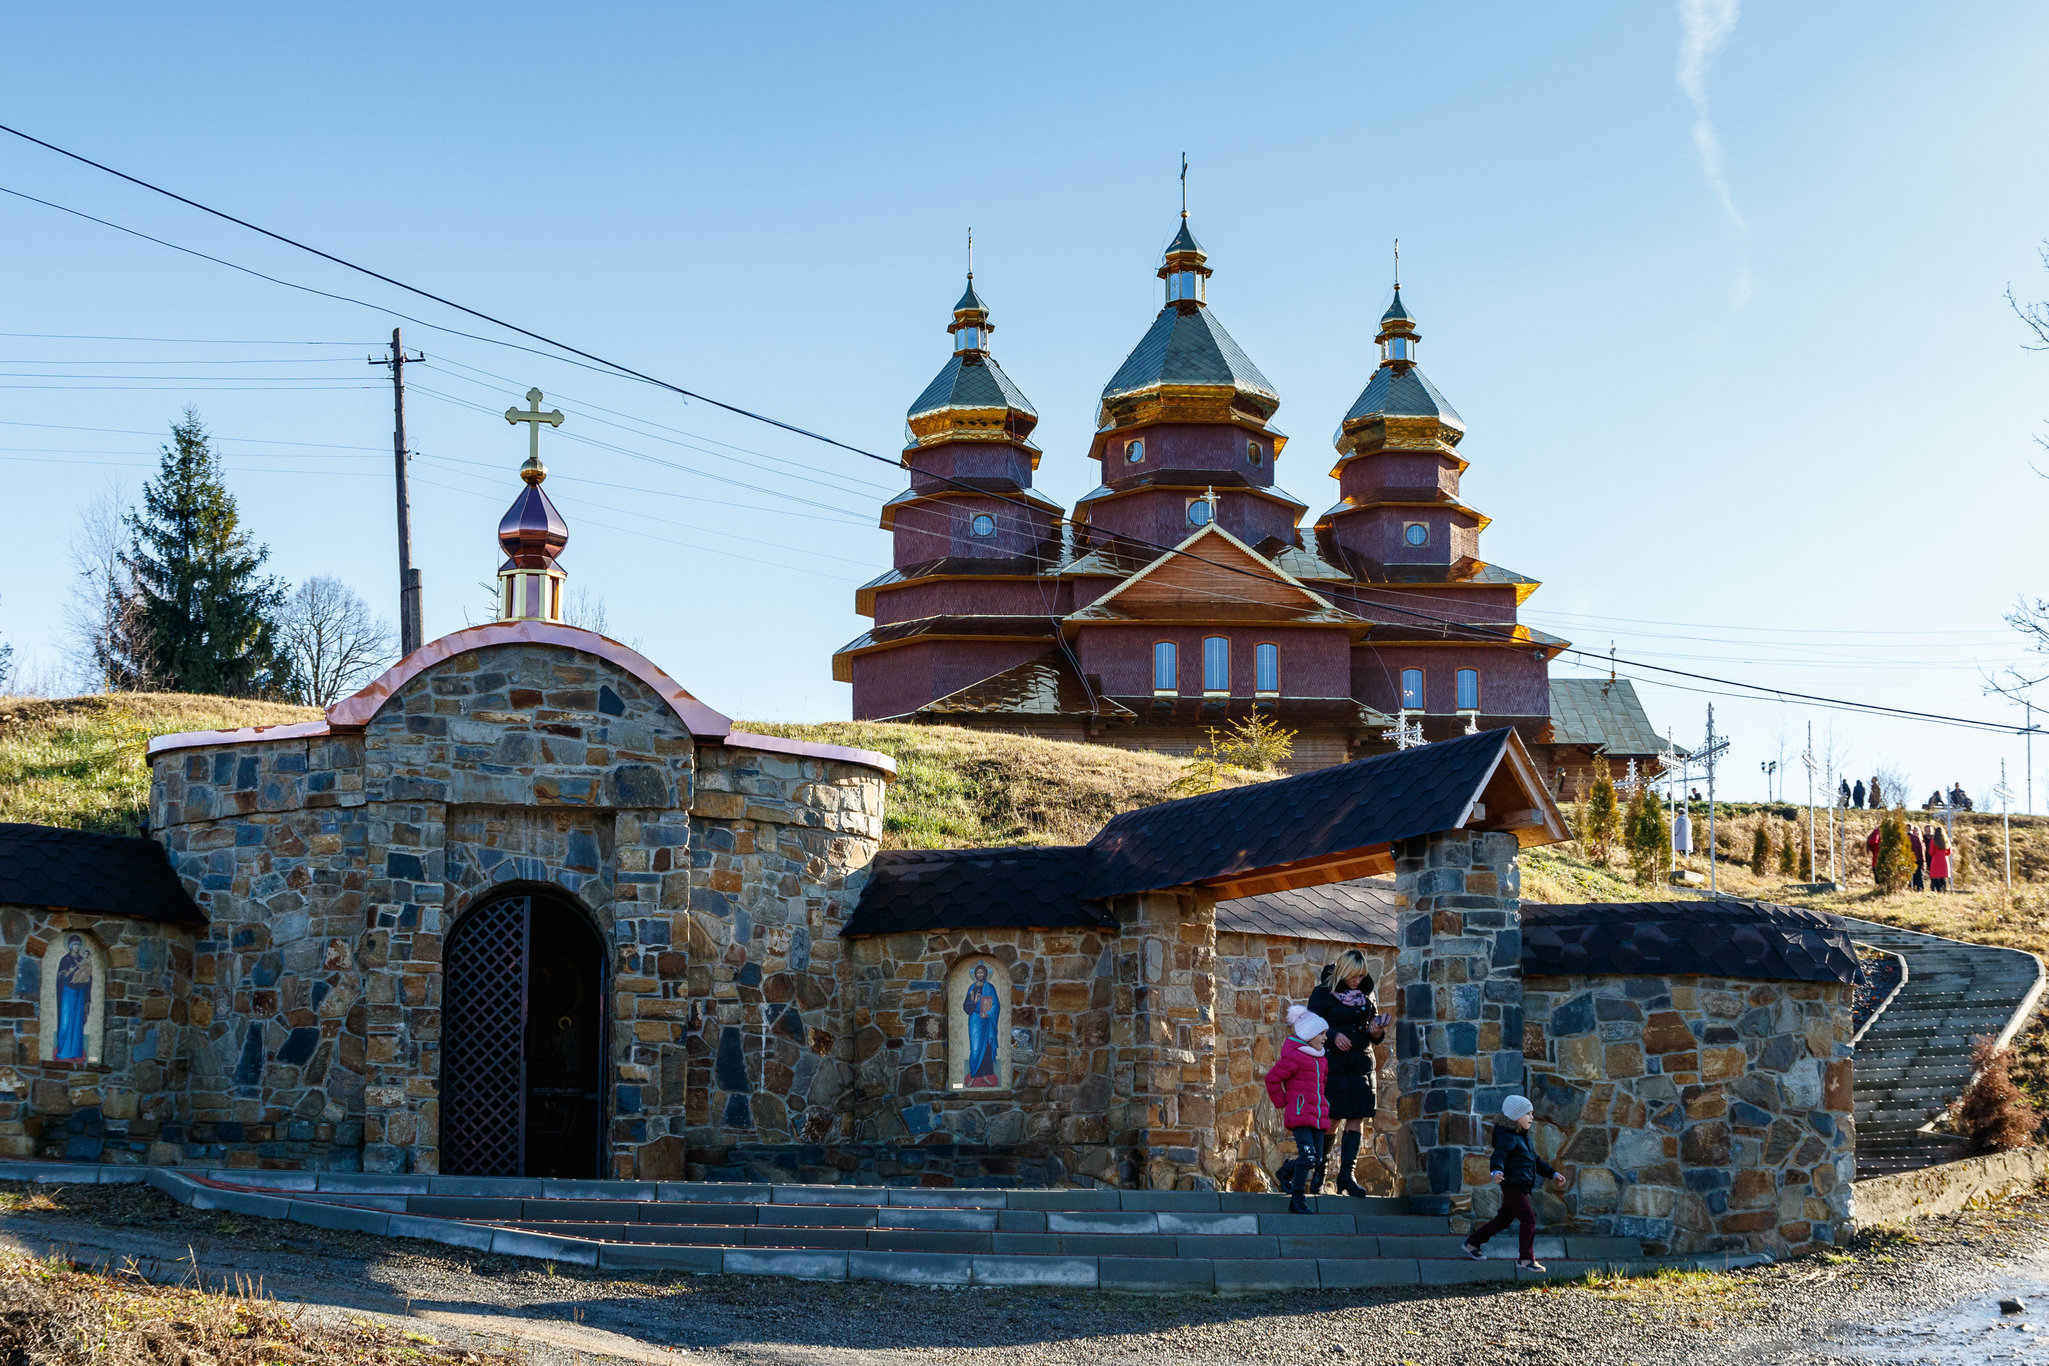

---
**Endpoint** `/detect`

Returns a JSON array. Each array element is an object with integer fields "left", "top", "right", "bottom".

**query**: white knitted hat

[
  {"left": 1502, "top": 1094, "right": 1534, "bottom": 1123},
  {"left": 1286, "top": 1004, "right": 1330, "bottom": 1041}
]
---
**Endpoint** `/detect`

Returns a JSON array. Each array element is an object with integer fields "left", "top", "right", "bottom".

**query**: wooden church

[{"left": 833, "top": 213, "right": 1669, "bottom": 787}]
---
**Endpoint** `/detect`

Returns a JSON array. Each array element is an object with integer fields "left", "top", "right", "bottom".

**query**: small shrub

[
  {"left": 1750, "top": 824, "right": 1770, "bottom": 875},
  {"left": 1875, "top": 813, "right": 1914, "bottom": 893},
  {"left": 1627, "top": 785, "right": 1669, "bottom": 887},
  {"left": 1778, "top": 823, "right": 1797, "bottom": 875},
  {"left": 1584, "top": 772, "right": 1620, "bottom": 863},
  {"left": 1955, "top": 1036, "right": 2042, "bottom": 1153},
  {"left": 1171, "top": 713, "right": 1296, "bottom": 796}
]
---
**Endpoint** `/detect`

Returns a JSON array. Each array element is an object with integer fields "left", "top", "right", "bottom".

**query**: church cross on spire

[
  {"left": 967, "top": 225, "right": 973, "bottom": 278},
  {"left": 1180, "top": 151, "right": 1188, "bottom": 217},
  {"left": 1393, "top": 237, "right": 1400, "bottom": 289},
  {"left": 504, "top": 387, "right": 565, "bottom": 476}
]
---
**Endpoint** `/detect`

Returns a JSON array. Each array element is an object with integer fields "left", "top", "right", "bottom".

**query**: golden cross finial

[
  {"left": 1180, "top": 152, "right": 1189, "bottom": 217},
  {"left": 1393, "top": 237, "right": 1400, "bottom": 289},
  {"left": 967, "top": 226, "right": 973, "bottom": 278},
  {"left": 504, "top": 387, "right": 565, "bottom": 478}
]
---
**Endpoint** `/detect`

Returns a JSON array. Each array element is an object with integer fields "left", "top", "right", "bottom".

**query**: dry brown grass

[
  {"left": 0, "top": 693, "right": 319, "bottom": 835},
  {"left": 0, "top": 1252, "right": 510, "bottom": 1365},
  {"left": 736, "top": 719, "right": 1268, "bottom": 850}
]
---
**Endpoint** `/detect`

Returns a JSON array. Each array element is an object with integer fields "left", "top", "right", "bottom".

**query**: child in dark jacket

[
  {"left": 1462, "top": 1094, "right": 1568, "bottom": 1270},
  {"left": 1263, "top": 1004, "right": 1332, "bottom": 1214}
]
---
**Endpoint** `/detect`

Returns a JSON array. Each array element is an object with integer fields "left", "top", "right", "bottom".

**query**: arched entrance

[{"left": 440, "top": 888, "right": 607, "bottom": 1178}]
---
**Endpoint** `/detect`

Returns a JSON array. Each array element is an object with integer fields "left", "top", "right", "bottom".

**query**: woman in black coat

[{"left": 1306, "top": 947, "right": 1387, "bottom": 1198}]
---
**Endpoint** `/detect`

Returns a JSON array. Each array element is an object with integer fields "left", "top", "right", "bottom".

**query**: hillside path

[{"left": 1837, "top": 915, "right": 2044, "bottom": 1175}]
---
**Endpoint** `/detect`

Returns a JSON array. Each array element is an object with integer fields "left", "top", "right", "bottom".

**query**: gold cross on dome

[{"left": 504, "top": 387, "right": 565, "bottom": 467}]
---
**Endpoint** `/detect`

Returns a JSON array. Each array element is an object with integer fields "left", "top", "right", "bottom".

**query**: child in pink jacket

[{"left": 1264, "top": 1004, "right": 1332, "bottom": 1213}]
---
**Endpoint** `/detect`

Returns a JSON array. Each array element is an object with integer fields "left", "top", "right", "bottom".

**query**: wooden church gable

[{"left": 1065, "top": 524, "right": 1359, "bottom": 625}]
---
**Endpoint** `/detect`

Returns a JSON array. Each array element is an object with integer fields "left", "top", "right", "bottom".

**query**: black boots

[{"left": 1335, "top": 1128, "right": 1369, "bottom": 1198}]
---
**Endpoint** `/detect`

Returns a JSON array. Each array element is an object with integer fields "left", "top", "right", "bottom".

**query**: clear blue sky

[{"left": 6, "top": 1, "right": 2048, "bottom": 808}]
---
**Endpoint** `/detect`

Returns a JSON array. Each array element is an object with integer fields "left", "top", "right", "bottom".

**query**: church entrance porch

[{"left": 440, "top": 889, "right": 607, "bottom": 1179}]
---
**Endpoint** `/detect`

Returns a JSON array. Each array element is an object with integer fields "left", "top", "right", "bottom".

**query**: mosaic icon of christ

[{"left": 960, "top": 964, "right": 1001, "bottom": 1088}]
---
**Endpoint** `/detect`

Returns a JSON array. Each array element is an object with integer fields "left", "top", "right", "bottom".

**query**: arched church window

[
  {"left": 1203, "top": 635, "right": 1230, "bottom": 693},
  {"left": 1400, "top": 668, "right": 1425, "bottom": 711},
  {"left": 1247, "top": 440, "right": 1262, "bottom": 465},
  {"left": 1457, "top": 668, "right": 1481, "bottom": 712},
  {"left": 970, "top": 513, "right": 996, "bottom": 537},
  {"left": 946, "top": 956, "right": 1012, "bottom": 1091},
  {"left": 38, "top": 930, "right": 107, "bottom": 1065}
]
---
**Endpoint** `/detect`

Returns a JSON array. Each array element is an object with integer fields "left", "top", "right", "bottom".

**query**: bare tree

[
  {"left": 2002, "top": 245, "right": 2049, "bottom": 667},
  {"left": 280, "top": 576, "right": 395, "bottom": 707},
  {"left": 564, "top": 586, "right": 610, "bottom": 636},
  {"left": 62, "top": 482, "right": 155, "bottom": 691},
  {"left": 1873, "top": 762, "right": 1914, "bottom": 812}
]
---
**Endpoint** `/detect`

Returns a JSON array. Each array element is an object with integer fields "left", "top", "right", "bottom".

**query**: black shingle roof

[
  {"left": 1340, "top": 363, "right": 1463, "bottom": 428},
  {"left": 843, "top": 846, "right": 1111, "bottom": 937},
  {"left": 1087, "top": 728, "right": 1513, "bottom": 899},
  {"left": 0, "top": 823, "right": 202, "bottom": 925},
  {"left": 1522, "top": 899, "right": 1859, "bottom": 986},
  {"left": 1216, "top": 879, "right": 1400, "bottom": 946},
  {"left": 1100, "top": 306, "right": 1278, "bottom": 409},
  {"left": 908, "top": 352, "right": 1036, "bottom": 421}
]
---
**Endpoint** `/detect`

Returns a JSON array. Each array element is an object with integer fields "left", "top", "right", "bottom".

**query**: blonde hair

[{"left": 1329, "top": 948, "right": 1372, "bottom": 989}]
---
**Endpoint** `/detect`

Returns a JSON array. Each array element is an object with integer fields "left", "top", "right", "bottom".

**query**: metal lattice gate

[{"left": 440, "top": 893, "right": 531, "bottom": 1177}]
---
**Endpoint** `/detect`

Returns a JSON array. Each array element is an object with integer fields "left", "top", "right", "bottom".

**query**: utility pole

[
  {"left": 1683, "top": 704, "right": 1730, "bottom": 896},
  {"left": 371, "top": 328, "right": 427, "bottom": 655},
  {"left": 1801, "top": 722, "right": 1817, "bottom": 888},
  {"left": 1994, "top": 760, "right": 2015, "bottom": 896}
]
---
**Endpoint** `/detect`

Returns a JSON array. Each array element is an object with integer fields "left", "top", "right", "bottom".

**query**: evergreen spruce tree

[
  {"left": 1583, "top": 769, "right": 1620, "bottom": 863},
  {"left": 1750, "top": 822, "right": 1771, "bottom": 875},
  {"left": 1799, "top": 832, "right": 1814, "bottom": 881},
  {"left": 1778, "top": 822, "right": 1797, "bottom": 875},
  {"left": 116, "top": 409, "right": 295, "bottom": 697}
]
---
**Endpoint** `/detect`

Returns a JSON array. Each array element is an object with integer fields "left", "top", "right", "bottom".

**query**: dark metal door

[{"left": 440, "top": 893, "right": 531, "bottom": 1177}]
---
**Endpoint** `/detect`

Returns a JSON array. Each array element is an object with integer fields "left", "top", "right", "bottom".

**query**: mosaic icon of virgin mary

[
  {"left": 960, "top": 964, "right": 1002, "bottom": 1088},
  {"left": 53, "top": 935, "right": 92, "bottom": 1062}
]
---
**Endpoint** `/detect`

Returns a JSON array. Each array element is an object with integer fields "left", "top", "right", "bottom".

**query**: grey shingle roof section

[
  {"left": 0, "top": 822, "right": 203, "bottom": 925},
  {"left": 1088, "top": 728, "right": 1515, "bottom": 898},
  {"left": 1547, "top": 678, "right": 1673, "bottom": 756},
  {"left": 1165, "top": 218, "right": 1204, "bottom": 256},
  {"left": 1339, "top": 364, "right": 1464, "bottom": 428},
  {"left": 1523, "top": 899, "right": 1860, "bottom": 985},
  {"left": 907, "top": 353, "right": 1037, "bottom": 421},
  {"left": 1216, "top": 878, "right": 1400, "bottom": 946},
  {"left": 1100, "top": 306, "right": 1278, "bottom": 407},
  {"left": 844, "top": 846, "right": 1112, "bottom": 937},
  {"left": 954, "top": 277, "right": 988, "bottom": 313},
  {"left": 1381, "top": 287, "right": 1412, "bottom": 323}
]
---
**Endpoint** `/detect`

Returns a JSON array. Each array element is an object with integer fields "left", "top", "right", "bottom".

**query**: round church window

[
  {"left": 1187, "top": 498, "right": 1212, "bottom": 527},
  {"left": 971, "top": 513, "right": 995, "bottom": 537},
  {"left": 1403, "top": 522, "right": 1428, "bottom": 547}
]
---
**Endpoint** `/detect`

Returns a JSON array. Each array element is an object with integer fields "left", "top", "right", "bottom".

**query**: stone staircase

[
  {"left": 1841, "top": 917, "right": 2045, "bottom": 1176},
  {"left": 0, "top": 1162, "right": 1750, "bottom": 1292}
]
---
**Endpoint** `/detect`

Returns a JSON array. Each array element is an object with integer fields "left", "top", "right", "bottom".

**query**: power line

[
  {"left": 0, "top": 330, "right": 371, "bottom": 345},
  {"left": 0, "top": 417, "right": 389, "bottom": 450}
]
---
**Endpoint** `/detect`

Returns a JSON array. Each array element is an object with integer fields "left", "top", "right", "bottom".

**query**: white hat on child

[
  {"left": 1502, "top": 1094, "right": 1534, "bottom": 1123},
  {"left": 1286, "top": 1004, "right": 1330, "bottom": 1040}
]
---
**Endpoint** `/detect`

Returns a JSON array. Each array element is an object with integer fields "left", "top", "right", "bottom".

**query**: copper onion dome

[{"left": 497, "top": 454, "right": 569, "bottom": 570}]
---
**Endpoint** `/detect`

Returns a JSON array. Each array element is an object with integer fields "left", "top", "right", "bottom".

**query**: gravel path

[{"left": 5, "top": 1181, "right": 2049, "bottom": 1365}]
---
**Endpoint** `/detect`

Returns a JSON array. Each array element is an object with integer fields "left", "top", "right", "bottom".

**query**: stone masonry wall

[
  {"left": 1521, "top": 973, "right": 1854, "bottom": 1257},
  {"left": 845, "top": 927, "right": 1117, "bottom": 1180},
  {"left": 1214, "top": 932, "right": 1398, "bottom": 1193},
  {"left": 0, "top": 909, "right": 193, "bottom": 1163},
  {"left": 684, "top": 742, "right": 883, "bottom": 1161},
  {"left": 1392, "top": 830, "right": 1523, "bottom": 1207}
]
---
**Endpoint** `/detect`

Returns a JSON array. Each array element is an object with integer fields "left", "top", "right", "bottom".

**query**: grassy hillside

[
  {"left": 0, "top": 693, "right": 320, "bottom": 834},
  {"left": 0, "top": 694, "right": 1257, "bottom": 850}
]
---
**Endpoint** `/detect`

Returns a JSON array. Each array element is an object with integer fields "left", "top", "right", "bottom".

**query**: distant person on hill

[
  {"left": 1853, "top": 779, "right": 1867, "bottom": 809},
  {"left": 1866, "top": 825, "right": 1883, "bottom": 877},
  {"left": 1929, "top": 826, "right": 1952, "bottom": 892},
  {"left": 1909, "top": 826, "right": 1926, "bottom": 892},
  {"left": 1926, "top": 789, "right": 1947, "bottom": 811},
  {"left": 1951, "top": 782, "right": 1972, "bottom": 812},
  {"left": 1839, "top": 779, "right": 1853, "bottom": 807},
  {"left": 1869, "top": 776, "right": 1884, "bottom": 809}
]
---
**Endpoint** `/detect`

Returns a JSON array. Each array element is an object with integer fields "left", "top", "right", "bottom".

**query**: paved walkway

[{"left": 1839, "top": 916, "right": 2044, "bottom": 1175}]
